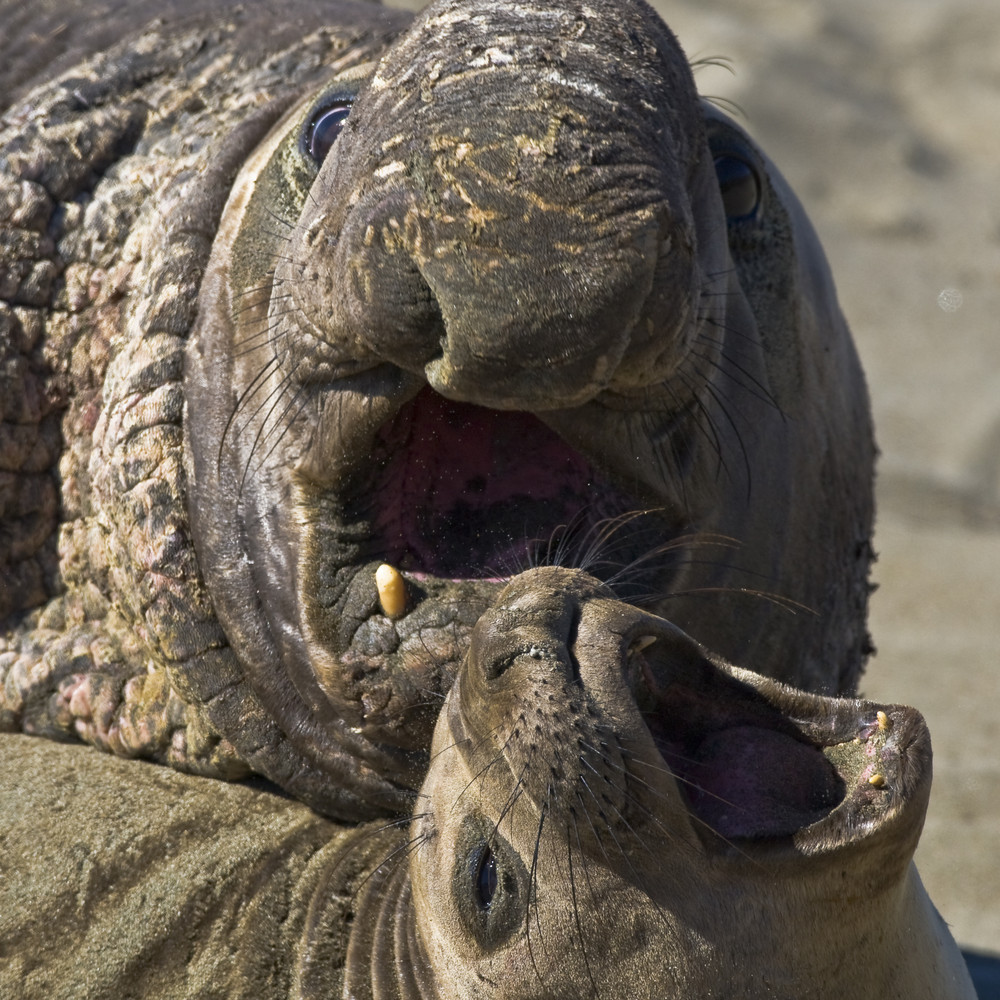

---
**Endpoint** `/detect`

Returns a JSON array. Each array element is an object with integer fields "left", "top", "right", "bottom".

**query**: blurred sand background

[{"left": 385, "top": 0, "right": 1000, "bottom": 961}]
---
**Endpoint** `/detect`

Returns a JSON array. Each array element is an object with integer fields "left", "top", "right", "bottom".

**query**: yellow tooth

[
  {"left": 877, "top": 710, "right": 891, "bottom": 732},
  {"left": 376, "top": 563, "right": 407, "bottom": 618},
  {"left": 868, "top": 773, "right": 886, "bottom": 788}
]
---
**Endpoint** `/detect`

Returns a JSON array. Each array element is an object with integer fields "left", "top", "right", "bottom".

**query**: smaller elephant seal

[
  {"left": 411, "top": 567, "right": 974, "bottom": 1000},
  {"left": 0, "top": 569, "right": 974, "bottom": 999}
]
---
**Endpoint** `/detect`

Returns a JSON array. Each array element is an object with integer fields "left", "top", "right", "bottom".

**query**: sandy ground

[{"left": 385, "top": 0, "right": 1000, "bottom": 965}]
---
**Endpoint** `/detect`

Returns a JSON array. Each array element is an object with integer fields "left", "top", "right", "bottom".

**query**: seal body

[
  {"left": 0, "top": 570, "right": 974, "bottom": 999},
  {"left": 2, "top": 0, "right": 872, "bottom": 818},
  {"left": 0, "top": 732, "right": 401, "bottom": 999}
]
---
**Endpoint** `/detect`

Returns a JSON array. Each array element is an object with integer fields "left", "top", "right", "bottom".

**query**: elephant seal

[
  {"left": 0, "top": 0, "right": 873, "bottom": 818},
  {"left": 0, "top": 568, "right": 974, "bottom": 999},
  {"left": 409, "top": 567, "right": 974, "bottom": 999}
]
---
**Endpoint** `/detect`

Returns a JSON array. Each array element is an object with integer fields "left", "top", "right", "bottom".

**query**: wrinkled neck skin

[
  {"left": 401, "top": 569, "right": 974, "bottom": 1000},
  {"left": 185, "top": 0, "right": 874, "bottom": 815}
]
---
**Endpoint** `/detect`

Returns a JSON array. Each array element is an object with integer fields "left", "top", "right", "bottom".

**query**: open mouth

[
  {"left": 647, "top": 674, "right": 846, "bottom": 841},
  {"left": 628, "top": 635, "right": 920, "bottom": 845},
  {"left": 353, "top": 386, "right": 674, "bottom": 592}
]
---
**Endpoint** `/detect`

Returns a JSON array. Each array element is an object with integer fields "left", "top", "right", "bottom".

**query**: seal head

[
  {"left": 409, "top": 568, "right": 974, "bottom": 999},
  {"left": 183, "top": 0, "right": 874, "bottom": 814}
]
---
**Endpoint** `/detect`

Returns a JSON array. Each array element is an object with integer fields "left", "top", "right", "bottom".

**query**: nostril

[
  {"left": 349, "top": 257, "right": 446, "bottom": 375},
  {"left": 313, "top": 186, "right": 448, "bottom": 378},
  {"left": 469, "top": 575, "right": 584, "bottom": 684},
  {"left": 482, "top": 643, "right": 574, "bottom": 682},
  {"left": 484, "top": 644, "right": 545, "bottom": 681},
  {"left": 483, "top": 653, "right": 515, "bottom": 681}
]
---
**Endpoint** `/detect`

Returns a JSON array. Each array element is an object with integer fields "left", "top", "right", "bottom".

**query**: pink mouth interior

[
  {"left": 368, "top": 387, "right": 638, "bottom": 579},
  {"left": 642, "top": 669, "right": 846, "bottom": 840},
  {"left": 676, "top": 724, "right": 844, "bottom": 839}
]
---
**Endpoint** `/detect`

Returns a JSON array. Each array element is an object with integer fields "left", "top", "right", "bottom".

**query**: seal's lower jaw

[{"left": 631, "top": 635, "right": 931, "bottom": 853}]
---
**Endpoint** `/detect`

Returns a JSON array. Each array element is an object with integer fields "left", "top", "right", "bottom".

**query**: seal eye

[
  {"left": 473, "top": 845, "right": 498, "bottom": 910},
  {"left": 304, "top": 102, "right": 352, "bottom": 165},
  {"left": 453, "top": 818, "right": 524, "bottom": 947},
  {"left": 714, "top": 154, "right": 761, "bottom": 220}
]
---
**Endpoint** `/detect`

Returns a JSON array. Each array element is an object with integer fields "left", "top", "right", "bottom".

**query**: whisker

[
  {"left": 576, "top": 773, "right": 648, "bottom": 889},
  {"left": 566, "top": 828, "right": 600, "bottom": 999},
  {"left": 695, "top": 317, "right": 786, "bottom": 418},
  {"left": 577, "top": 762, "right": 656, "bottom": 864},
  {"left": 674, "top": 366, "right": 730, "bottom": 483},
  {"left": 450, "top": 721, "right": 519, "bottom": 810},
  {"left": 217, "top": 350, "right": 282, "bottom": 471},
  {"left": 489, "top": 762, "right": 531, "bottom": 840},
  {"left": 524, "top": 797, "right": 550, "bottom": 987},
  {"left": 239, "top": 363, "right": 314, "bottom": 494},
  {"left": 662, "top": 585, "right": 818, "bottom": 616},
  {"left": 351, "top": 829, "right": 429, "bottom": 900},
  {"left": 689, "top": 342, "right": 781, "bottom": 416}
]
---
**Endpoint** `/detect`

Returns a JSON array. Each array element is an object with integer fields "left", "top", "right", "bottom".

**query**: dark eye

[
  {"left": 454, "top": 819, "right": 524, "bottom": 948},
  {"left": 473, "top": 845, "right": 498, "bottom": 910},
  {"left": 713, "top": 154, "right": 761, "bottom": 220},
  {"left": 304, "top": 102, "right": 352, "bottom": 165}
]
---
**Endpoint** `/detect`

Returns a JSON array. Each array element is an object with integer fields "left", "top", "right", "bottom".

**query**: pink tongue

[{"left": 683, "top": 726, "right": 843, "bottom": 839}]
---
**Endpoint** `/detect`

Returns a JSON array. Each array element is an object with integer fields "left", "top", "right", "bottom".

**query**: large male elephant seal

[
  {"left": 0, "top": 0, "right": 873, "bottom": 819},
  {"left": 0, "top": 569, "right": 974, "bottom": 998}
]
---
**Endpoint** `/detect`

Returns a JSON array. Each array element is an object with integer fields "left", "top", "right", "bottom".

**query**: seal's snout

[
  {"left": 467, "top": 567, "right": 609, "bottom": 685},
  {"left": 417, "top": 216, "right": 665, "bottom": 412},
  {"left": 321, "top": 173, "right": 669, "bottom": 412},
  {"left": 321, "top": 128, "right": 685, "bottom": 412},
  {"left": 296, "top": 0, "right": 710, "bottom": 412}
]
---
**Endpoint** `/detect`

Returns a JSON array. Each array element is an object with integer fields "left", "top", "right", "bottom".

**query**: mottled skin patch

[
  {"left": 3, "top": 0, "right": 873, "bottom": 820},
  {"left": 0, "top": 0, "right": 416, "bottom": 808}
]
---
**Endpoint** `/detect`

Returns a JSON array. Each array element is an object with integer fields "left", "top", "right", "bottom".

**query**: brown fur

[{"left": 411, "top": 568, "right": 975, "bottom": 999}]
